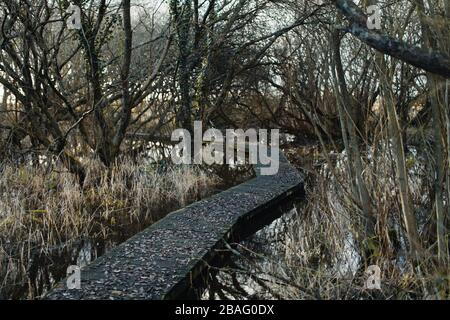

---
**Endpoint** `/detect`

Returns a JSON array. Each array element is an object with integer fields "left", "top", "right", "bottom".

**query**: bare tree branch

[{"left": 333, "top": 0, "right": 450, "bottom": 78}]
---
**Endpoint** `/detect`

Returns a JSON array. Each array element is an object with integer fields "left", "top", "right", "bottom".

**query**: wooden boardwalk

[{"left": 46, "top": 151, "right": 304, "bottom": 300}]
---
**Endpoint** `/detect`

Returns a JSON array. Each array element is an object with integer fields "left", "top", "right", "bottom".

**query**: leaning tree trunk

[
  {"left": 331, "top": 29, "right": 375, "bottom": 241},
  {"left": 377, "top": 54, "right": 423, "bottom": 257}
]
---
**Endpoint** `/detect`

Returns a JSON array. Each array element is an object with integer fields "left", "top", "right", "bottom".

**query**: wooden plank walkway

[{"left": 46, "top": 151, "right": 304, "bottom": 300}]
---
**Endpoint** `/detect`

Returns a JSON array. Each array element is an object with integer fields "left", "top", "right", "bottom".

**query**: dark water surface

[{"left": 201, "top": 197, "right": 307, "bottom": 300}]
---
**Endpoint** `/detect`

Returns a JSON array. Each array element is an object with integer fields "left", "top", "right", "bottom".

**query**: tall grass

[
  {"left": 0, "top": 157, "right": 219, "bottom": 299},
  {"left": 207, "top": 145, "right": 449, "bottom": 300}
]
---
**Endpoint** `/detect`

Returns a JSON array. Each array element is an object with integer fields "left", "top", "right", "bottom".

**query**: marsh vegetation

[{"left": 1, "top": 0, "right": 450, "bottom": 299}]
